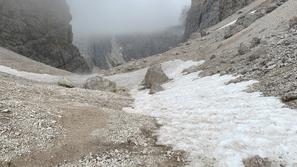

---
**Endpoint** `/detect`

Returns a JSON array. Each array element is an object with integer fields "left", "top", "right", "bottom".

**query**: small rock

[
  {"left": 210, "top": 55, "right": 216, "bottom": 60},
  {"left": 243, "top": 155, "right": 272, "bottom": 167},
  {"left": 127, "top": 66, "right": 135, "bottom": 71},
  {"left": 58, "top": 78, "right": 75, "bottom": 88},
  {"left": 250, "top": 37, "right": 261, "bottom": 48},
  {"left": 289, "top": 16, "right": 297, "bottom": 28},
  {"left": 238, "top": 43, "right": 251, "bottom": 55},
  {"left": 265, "top": 3, "right": 278, "bottom": 13},
  {"left": 281, "top": 93, "right": 297, "bottom": 102}
]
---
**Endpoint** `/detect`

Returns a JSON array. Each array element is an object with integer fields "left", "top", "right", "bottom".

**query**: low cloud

[{"left": 67, "top": 0, "right": 191, "bottom": 36}]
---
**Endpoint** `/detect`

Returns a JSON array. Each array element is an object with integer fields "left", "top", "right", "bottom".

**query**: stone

[
  {"left": 289, "top": 16, "right": 297, "bottom": 28},
  {"left": 243, "top": 155, "right": 272, "bottom": 167},
  {"left": 265, "top": 3, "right": 278, "bottom": 13},
  {"left": 0, "top": 161, "right": 17, "bottom": 167},
  {"left": 210, "top": 55, "right": 216, "bottom": 60},
  {"left": 144, "top": 64, "right": 170, "bottom": 89},
  {"left": 281, "top": 93, "right": 297, "bottom": 102},
  {"left": 84, "top": 76, "right": 117, "bottom": 92},
  {"left": 250, "top": 37, "right": 261, "bottom": 48},
  {"left": 238, "top": 43, "right": 251, "bottom": 55},
  {"left": 224, "top": 24, "right": 245, "bottom": 39},
  {"left": 58, "top": 78, "right": 75, "bottom": 88},
  {"left": 0, "top": 0, "right": 90, "bottom": 73}
]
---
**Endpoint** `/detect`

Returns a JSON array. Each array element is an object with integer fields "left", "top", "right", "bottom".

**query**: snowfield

[{"left": 112, "top": 60, "right": 297, "bottom": 167}]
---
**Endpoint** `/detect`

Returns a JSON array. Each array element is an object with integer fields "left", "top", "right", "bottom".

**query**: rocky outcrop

[
  {"left": 184, "top": 0, "right": 255, "bottom": 39},
  {"left": 75, "top": 26, "right": 184, "bottom": 70},
  {"left": 0, "top": 0, "right": 90, "bottom": 73}
]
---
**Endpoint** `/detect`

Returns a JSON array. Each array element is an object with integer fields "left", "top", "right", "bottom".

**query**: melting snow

[
  {"left": 114, "top": 60, "right": 297, "bottom": 167},
  {"left": 218, "top": 19, "right": 237, "bottom": 30}
]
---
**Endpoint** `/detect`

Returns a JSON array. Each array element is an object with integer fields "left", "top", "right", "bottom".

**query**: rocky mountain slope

[
  {"left": 184, "top": 0, "right": 255, "bottom": 39},
  {"left": 0, "top": 0, "right": 90, "bottom": 73}
]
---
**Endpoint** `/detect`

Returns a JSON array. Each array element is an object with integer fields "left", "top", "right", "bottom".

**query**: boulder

[
  {"left": 144, "top": 64, "right": 169, "bottom": 89},
  {"left": 224, "top": 24, "right": 245, "bottom": 39},
  {"left": 250, "top": 37, "right": 261, "bottom": 48},
  {"left": 243, "top": 155, "right": 272, "bottom": 167},
  {"left": 238, "top": 43, "right": 251, "bottom": 55},
  {"left": 281, "top": 93, "right": 297, "bottom": 102},
  {"left": 289, "top": 16, "right": 297, "bottom": 28},
  {"left": 58, "top": 78, "right": 75, "bottom": 88},
  {"left": 84, "top": 76, "right": 117, "bottom": 92}
]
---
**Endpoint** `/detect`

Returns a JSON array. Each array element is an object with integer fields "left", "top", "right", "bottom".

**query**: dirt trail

[{"left": 12, "top": 105, "right": 107, "bottom": 167}]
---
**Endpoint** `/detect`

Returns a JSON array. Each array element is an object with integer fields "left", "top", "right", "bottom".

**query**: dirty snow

[
  {"left": 0, "top": 65, "right": 97, "bottom": 85},
  {"left": 117, "top": 60, "right": 297, "bottom": 166}
]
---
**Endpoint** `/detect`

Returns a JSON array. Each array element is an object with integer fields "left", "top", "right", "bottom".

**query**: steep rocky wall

[
  {"left": 0, "top": 0, "right": 90, "bottom": 73},
  {"left": 184, "top": 0, "right": 255, "bottom": 39}
]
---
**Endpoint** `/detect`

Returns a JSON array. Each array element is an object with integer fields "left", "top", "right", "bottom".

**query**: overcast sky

[{"left": 67, "top": 0, "right": 191, "bottom": 35}]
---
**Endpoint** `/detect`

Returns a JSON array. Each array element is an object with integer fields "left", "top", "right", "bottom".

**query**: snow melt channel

[{"left": 116, "top": 60, "right": 297, "bottom": 167}]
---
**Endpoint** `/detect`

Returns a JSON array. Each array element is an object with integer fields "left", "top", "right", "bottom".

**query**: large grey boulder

[
  {"left": 144, "top": 64, "right": 169, "bottom": 89},
  {"left": 0, "top": 0, "right": 90, "bottom": 73},
  {"left": 84, "top": 76, "right": 117, "bottom": 92},
  {"left": 143, "top": 64, "right": 170, "bottom": 94}
]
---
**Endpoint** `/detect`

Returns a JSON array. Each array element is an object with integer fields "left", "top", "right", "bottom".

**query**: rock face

[
  {"left": 184, "top": 0, "right": 255, "bottom": 39},
  {"left": 84, "top": 76, "right": 117, "bottom": 92},
  {"left": 0, "top": 0, "right": 90, "bottom": 73},
  {"left": 75, "top": 26, "right": 184, "bottom": 69}
]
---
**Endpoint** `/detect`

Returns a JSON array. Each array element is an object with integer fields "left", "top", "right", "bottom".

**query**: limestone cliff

[
  {"left": 0, "top": 0, "right": 90, "bottom": 73},
  {"left": 184, "top": 0, "right": 255, "bottom": 39}
]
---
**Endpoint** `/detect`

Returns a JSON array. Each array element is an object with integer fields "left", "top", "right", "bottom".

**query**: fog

[{"left": 67, "top": 0, "right": 191, "bottom": 36}]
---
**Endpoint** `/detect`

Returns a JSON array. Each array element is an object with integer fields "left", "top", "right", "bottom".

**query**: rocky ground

[{"left": 0, "top": 72, "right": 185, "bottom": 167}]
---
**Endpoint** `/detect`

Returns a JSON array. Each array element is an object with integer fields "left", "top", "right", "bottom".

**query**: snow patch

[
  {"left": 250, "top": 10, "right": 257, "bottom": 14},
  {"left": 114, "top": 60, "right": 297, "bottom": 166},
  {"left": 218, "top": 19, "right": 237, "bottom": 30},
  {"left": 0, "top": 65, "right": 60, "bottom": 82}
]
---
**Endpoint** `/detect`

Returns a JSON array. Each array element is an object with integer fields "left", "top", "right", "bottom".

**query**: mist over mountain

[{"left": 67, "top": 0, "right": 191, "bottom": 35}]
